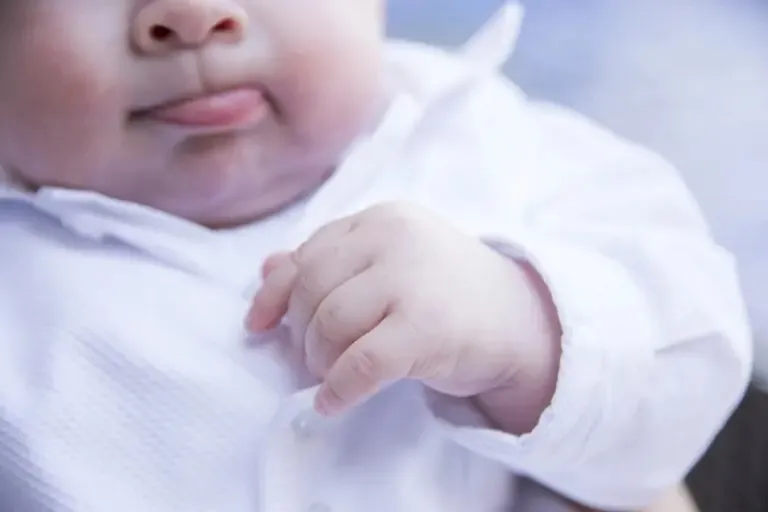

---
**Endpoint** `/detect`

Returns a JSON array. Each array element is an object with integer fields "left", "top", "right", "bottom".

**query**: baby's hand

[{"left": 247, "top": 202, "right": 560, "bottom": 429}]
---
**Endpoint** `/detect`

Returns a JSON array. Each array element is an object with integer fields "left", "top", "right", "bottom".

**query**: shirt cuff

[{"left": 427, "top": 233, "right": 659, "bottom": 509}]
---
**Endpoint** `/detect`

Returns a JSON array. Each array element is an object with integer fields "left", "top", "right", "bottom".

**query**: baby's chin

[
  {"left": 166, "top": 173, "right": 326, "bottom": 229},
  {"left": 128, "top": 143, "right": 336, "bottom": 228}
]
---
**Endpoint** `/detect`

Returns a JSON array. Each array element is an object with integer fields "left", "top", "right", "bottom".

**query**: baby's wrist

[
  {"left": 474, "top": 260, "right": 563, "bottom": 436},
  {"left": 473, "top": 347, "right": 559, "bottom": 436}
]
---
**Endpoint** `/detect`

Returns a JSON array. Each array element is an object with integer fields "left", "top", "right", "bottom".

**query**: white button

[
  {"left": 291, "top": 408, "right": 323, "bottom": 439},
  {"left": 306, "top": 502, "right": 331, "bottom": 512}
]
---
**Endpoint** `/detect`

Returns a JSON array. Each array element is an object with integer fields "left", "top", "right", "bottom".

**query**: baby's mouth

[{"left": 131, "top": 87, "right": 270, "bottom": 130}]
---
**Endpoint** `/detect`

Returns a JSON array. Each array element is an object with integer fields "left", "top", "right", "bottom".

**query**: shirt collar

[
  {"left": 384, "top": 2, "right": 523, "bottom": 106},
  {"left": 0, "top": 2, "right": 523, "bottom": 276}
]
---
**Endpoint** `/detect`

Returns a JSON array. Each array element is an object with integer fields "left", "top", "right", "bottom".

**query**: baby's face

[{"left": 0, "top": 0, "right": 386, "bottom": 226}]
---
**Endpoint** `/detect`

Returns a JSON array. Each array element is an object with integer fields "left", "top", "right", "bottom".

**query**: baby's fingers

[
  {"left": 262, "top": 251, "right": 292, "bottom": 280},
  {"left": 247, "top": 253, "right": 297, "bottom": 331},
  {"left": 314, "top": 316, "right": 417, "bottom": 415}
]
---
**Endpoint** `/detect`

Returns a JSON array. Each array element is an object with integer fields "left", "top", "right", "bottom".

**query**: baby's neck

[{"left": 209, "top": 166, "right": 336, "bottom": 231}]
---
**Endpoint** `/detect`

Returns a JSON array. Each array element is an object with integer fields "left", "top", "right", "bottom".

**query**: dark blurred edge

[{"left": 687, "top": 384, "right": 768, "bottom": 512}]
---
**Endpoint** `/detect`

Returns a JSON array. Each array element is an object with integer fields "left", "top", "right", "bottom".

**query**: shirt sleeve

[{"left": 428, "top": 101, "right": 753, "bottom": 510}]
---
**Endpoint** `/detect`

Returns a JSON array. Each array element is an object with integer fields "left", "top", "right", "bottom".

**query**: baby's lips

[{"left": 143, "top": 87, "right": 269, "bottom": 128}]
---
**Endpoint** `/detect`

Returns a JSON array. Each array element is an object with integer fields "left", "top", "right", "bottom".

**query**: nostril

[
  {"left": 150, "top": 25, "right": 173, "bottom": 41},
  {"left": 212, "top": 18, "right": 237, "bottom": 33},
  {"left": 137, "top": 9, "right": 245, "bottom": 51}
]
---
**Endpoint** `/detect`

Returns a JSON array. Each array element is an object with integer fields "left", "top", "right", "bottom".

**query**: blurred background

[{"left": 387, "top": 1, "right": 768, "bottom": 510}]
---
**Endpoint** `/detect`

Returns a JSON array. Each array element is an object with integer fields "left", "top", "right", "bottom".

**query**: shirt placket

[{"left": 257, "top": 386, "right": 343, "bottom": 512}]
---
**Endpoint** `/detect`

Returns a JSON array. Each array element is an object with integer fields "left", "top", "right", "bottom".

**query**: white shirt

[{"left": 0, "top": 4, "right": 752, "bottom": 511}]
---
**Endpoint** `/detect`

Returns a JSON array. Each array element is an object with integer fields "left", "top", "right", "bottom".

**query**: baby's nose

[{"left": 133, "top": 0, "right": 248, "bottom": 54}]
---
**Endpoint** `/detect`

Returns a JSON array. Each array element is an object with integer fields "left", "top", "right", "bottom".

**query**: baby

[{"left": 0, "top": 1, "right": 750, "bottom": 511}]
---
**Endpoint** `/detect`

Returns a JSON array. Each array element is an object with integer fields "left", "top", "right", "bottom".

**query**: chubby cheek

[
  {"left": 267, "top": 11, "right": 386, "bottom": 153},
  {"left": 0, "top": 20, "right": 126, "bottom": 186}
]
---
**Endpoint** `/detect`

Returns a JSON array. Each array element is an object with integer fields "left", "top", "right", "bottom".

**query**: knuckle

[
  {"left": 370, "top": 201, "right": 420, "bottom": 222},
  {"left": 346, "top": 347, "right": 382, "bottom": 384},
  {"left": 368, "top": 201, "right": 400, "bottom": 216},
  {"left": 294, "top": 269, "right": 321, "bottom": 302},
  {"left": 319, "top": 379, "right": 347, "bottom": 408},
  {"left": 365, "top": 203, "right": 428, "bottom": 241},
  {"left": 314, "top": 300, "right": 345, "bottom": 342},
  {"left": 293, "top": 241, "right": 313, "bottom": 267},
  {"left": 297, "top": 218, "right": 354, "bottom": 264}
]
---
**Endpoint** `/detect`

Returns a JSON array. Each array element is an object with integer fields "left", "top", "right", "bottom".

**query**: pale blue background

[{"left": 388, "top": 1, "right": 768, "bottom": 366}]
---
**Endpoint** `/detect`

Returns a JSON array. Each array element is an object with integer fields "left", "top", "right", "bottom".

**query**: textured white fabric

[{"left": 0, "top": 3, "right": 751, "bottom": 511}]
